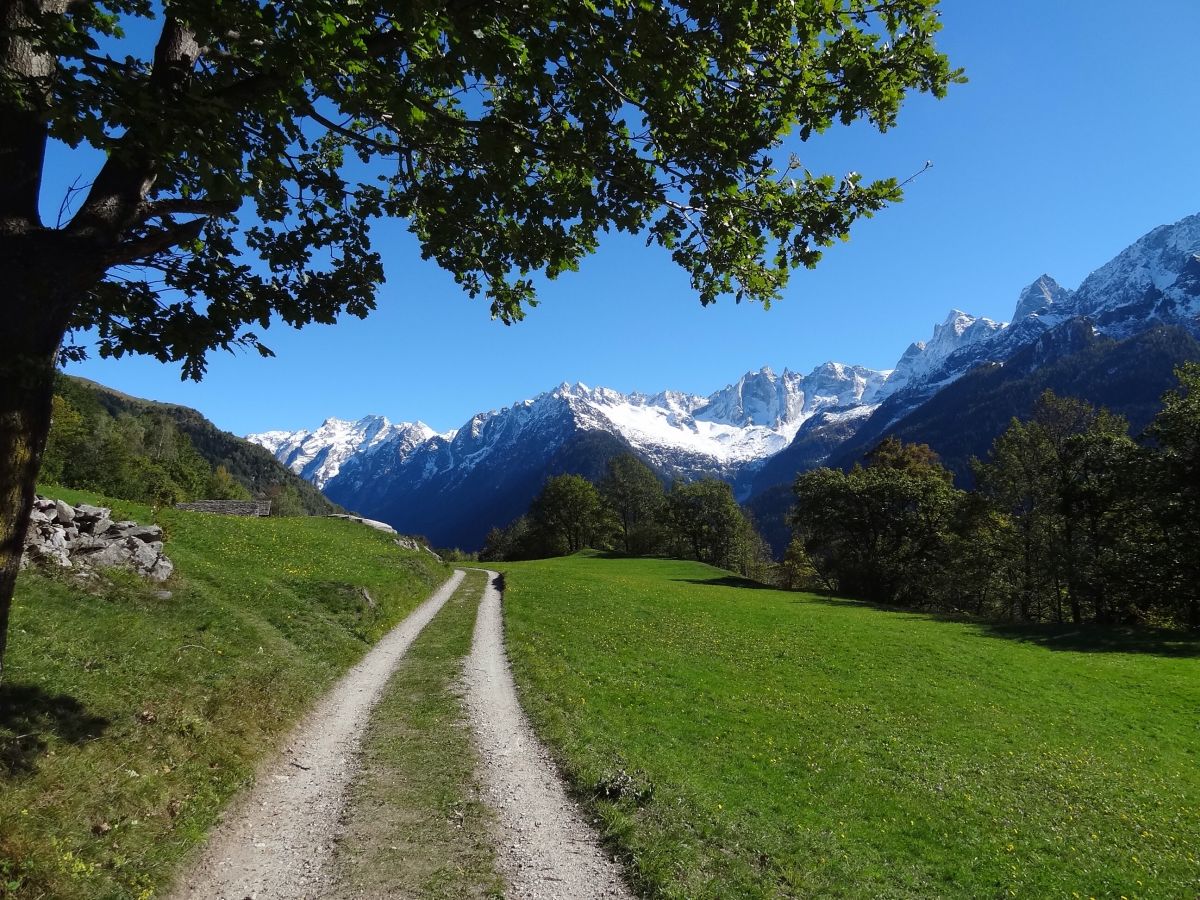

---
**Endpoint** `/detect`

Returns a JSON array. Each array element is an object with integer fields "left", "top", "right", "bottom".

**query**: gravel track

[
  {"left": 169, "top": 569, "right": 465, "bottom": 900},
  {"left": 463, "top": 570, "right": 634, "bottom": 899}
]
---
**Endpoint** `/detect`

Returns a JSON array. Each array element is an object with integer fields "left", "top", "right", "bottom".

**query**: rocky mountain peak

[{"left": 1012, "top": 274, "right": 1072, "bottom": 321}]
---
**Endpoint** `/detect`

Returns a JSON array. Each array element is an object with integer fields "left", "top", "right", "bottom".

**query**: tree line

[
  {"left": 480, "top": 455, "right": 774, "bottom": 581},
  {"left": 789, "top": 364, "right": 1200, "bottom": 629}
]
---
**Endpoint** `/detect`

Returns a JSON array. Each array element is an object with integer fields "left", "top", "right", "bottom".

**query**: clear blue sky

[{"left": 58, "top": 0, "right": 1200, "bottom": 436}]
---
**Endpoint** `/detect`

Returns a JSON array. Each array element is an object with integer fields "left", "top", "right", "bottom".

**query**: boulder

[
  {"left": 86, "top": 541, "right": 134, "bottom": 571},
  {"left": 82, "top": 516, "right": 114, "bottom": 536},
  {"left": 108, "top": 522, "right": 163, "bottom": 542},
  {"left": 147, "top": 557, "right": 174, "bottom": 582},
  {"left": 54, "top": 500, "right": 76, "bottom": 524},
  {"left": 130, "top": 540, "right": 160, "bottom": 572}
]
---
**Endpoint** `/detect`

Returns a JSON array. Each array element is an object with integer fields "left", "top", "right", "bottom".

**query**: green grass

[
  {"left": 329, "top": 568, "right": 503, "bottom": 899},
  {"left": 1, "top": 487, "right": 449, "bottom": 900},
  {"left": 500, "top": 553, "right": 1200, "bottom": 899}
]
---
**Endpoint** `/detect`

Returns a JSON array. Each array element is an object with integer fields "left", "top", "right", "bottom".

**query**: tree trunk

[{"left": 0, "top": 230, "right": 86, "bottom": 681}]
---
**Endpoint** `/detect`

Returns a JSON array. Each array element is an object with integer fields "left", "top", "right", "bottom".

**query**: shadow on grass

[
  {"left": 0, "top": 684, "right": 110, "bottom": 776},
  {"left": 970, "top": 621, "right": 1200, "bottom": 658},
  {"left": 699, "top": 579, "right": 1200, "bottom": 658},
  {"left": 672, "top": 575, "right": 776, "bottom": 591},
  {"left": 798, "top": 594, "right": 1200, "bottom": 658}
]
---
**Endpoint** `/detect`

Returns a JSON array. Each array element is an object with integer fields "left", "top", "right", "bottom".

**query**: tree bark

[{"left": 0, "top": 230, "right": 89, "bottom": 680}]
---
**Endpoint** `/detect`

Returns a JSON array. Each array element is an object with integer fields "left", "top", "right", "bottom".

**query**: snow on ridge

[{"left": 248, "top": 414, "right": 438, "bottom": 488}]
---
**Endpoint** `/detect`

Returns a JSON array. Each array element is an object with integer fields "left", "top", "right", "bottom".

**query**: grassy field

[
  {"left": 501, "top": 553, "right": 1200, "bottom": 899},
  {"left": 1, "top": 487, "right": 448, "bottom": 900},
  {"left": 330, "top": 568, "right": 502, "bottom": 899}
]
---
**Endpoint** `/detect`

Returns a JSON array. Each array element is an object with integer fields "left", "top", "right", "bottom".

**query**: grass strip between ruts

[{"left": 329, "top": 569, "right": 503, "bottom": 899}]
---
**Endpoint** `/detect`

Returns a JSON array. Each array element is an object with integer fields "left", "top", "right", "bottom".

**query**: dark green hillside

[
  {"left": 0, "top": 487, "right": 447, "bottom": 899},
  {"left": 56, "top": 376, "right": 338, "bottom": 515},
  {"left": 502, "top": 553, "right": 1200, "bottom": 899}
]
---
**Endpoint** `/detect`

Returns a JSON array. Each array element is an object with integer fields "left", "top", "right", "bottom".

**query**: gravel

[
  {"left": 463, "top": 569, "right": 634, "bottom": 899},
  {"left": 168, "top": 570, "right": 466, "bottom": 900}
]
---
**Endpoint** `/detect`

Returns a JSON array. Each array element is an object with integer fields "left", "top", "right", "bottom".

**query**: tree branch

[
  {"left": 141, "top": 198, "right": 239, "bottom": 218},
  {"left": 105, "top": 217, "right": 206, "bottom": 266},
  {"left": 67, "top": 14, "right": 200, "bottom": 242}
]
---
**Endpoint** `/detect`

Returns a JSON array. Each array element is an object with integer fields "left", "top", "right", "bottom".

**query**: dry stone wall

[
  {"left": 174, "top": 500, "right": 271, "bottom": 516},
  {"left": 23, "top": 496, "right": 174, "bottom": 582}
]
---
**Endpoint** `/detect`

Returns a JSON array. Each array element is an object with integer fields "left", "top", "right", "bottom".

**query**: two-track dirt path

[
  {"left": 463, "top": 570, "right": 633, "bottom": 899},
  {"left": 170, "top": 570, "right": 465, "bottom": 900},
  {"left": 173, "top": 566, "right": 631, "bottom": 900}
]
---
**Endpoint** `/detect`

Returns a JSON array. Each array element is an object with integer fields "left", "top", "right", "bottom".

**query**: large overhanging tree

[{"left": 0, "top": 0, "right": 960, "bottom": 676}]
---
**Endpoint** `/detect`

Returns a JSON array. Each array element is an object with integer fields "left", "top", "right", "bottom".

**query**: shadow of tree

[
  {"left": 0, "top": 684, "right": 110, "bottom": 776},
  {"left": 692, "top": 580, "right": 1200, "bottom": 659},
  {"left": 797, "top": 594, "right": 1200, "bottom": 658},
  {"left": 672, "top": 575, "right": 775, "bottom": 591},
  {"left": 970, "top": 622, "right": 1200, "bottom": 658}
]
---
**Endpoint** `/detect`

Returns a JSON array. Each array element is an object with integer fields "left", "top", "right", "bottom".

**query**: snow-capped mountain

[
  {"left": 248, "top": 416, "right": 439, "bottom": 488},
  {"left": 1070, "top": 214, "right": 1200, "bottom": 331},
  {"left": 1011, "top": 274, "right": 1072, "bottom": 322},
  {"left": 696, "top": 364, "right": 886, "bottom": 429},
  {"left": 874, "top": 309, "right": 1007, "bottom": 404},
  {"left": 249, "top": 362, "right": 886, "bottom": 547},
  {"left": 249, "top": 211, "right": 1200, "bottom": 549},
  {"left": 866, "top": 213, "right": 1200, "bottom": 418},
  {"left": 254, "top": 363, "right": 884, "bottom": 491}
]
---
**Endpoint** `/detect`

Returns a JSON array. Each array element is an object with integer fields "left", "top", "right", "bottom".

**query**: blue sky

[{"left": 58, "top": 1, "right": 1200, "bottom": 435}]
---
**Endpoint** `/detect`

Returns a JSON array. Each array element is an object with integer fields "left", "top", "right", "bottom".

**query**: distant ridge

[
  {"left": 63, "top": 375, "right": 340, "bottom": 516},
  {"left": 251, "top": 212, "right": 1200, "bottom": 549}
]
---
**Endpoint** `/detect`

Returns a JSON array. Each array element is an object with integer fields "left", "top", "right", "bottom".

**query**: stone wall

[
  {"left": 174, "top": 500, "right": 272, "bottom": 516},
  {"left": 23, "top": 496, "right": 174, "bottom": 582}
]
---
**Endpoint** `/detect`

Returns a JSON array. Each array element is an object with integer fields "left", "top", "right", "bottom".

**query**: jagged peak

[{"left": 1013, "top": 274, "right": 1071, "bottom": 321}]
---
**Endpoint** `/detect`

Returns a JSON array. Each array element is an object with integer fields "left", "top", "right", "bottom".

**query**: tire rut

[
  {"left": 463, "top": 569, "right": 633, "bottom": 899},
  {"left": 169, "top": 569, "right": 466, "bottom": 900}
]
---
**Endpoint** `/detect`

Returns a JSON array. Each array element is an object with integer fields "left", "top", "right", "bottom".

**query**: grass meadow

[
  {"left": 501, "top": 553, "right": 1200, "bottom": 899},
  {"left": 0, "top": 487, "right": 448, "bottom": 900}
]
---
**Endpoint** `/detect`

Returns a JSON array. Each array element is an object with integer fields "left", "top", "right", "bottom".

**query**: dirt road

[
  {"left": 463, "top": 570, "right": 633, "bottom": 899},
  {"left": 169, "top": 570, "right": 465, "bottom": 900}
]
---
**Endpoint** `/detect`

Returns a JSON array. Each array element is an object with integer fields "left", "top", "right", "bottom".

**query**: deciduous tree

[
  {"left": 0, "top": 0, "right": 960, "bottom": 675},
  {"left": 792, "top": 447, "right": 960, "bottom": 605},
  {"left": 1144, "top": 363, "right": 1200, "bottom": 627},
  {"left": 598, "top": 453, "right": 665, "bottom": 554},
  {"left": 530, "top": 473, "right": 607, "bottom": 554}
]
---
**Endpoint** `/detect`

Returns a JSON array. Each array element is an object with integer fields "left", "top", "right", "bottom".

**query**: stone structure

[
  {"left": 327, "top": 513, "right": 397, "bottom": 533},
  {"left": 23, "top": 496, "right": 174, "bottom": 582},
  {"left": 327, "top": 513, "right": 442, "bottom": 561},
  {"left": 174, "top": 500, "right": 272, "bottom": 516}
]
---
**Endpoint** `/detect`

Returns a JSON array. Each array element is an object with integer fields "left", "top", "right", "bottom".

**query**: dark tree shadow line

[
  {"left": 0, "top": 684, "right": 110, "bottom": 776},
  {"left": 676, "top": 576, "right": 1200, "bottom": 658}
]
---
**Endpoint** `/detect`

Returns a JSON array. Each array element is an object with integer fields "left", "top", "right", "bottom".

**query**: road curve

[
  {"left": 463, "top": 569, "right": 634, "bottom": 899},
  {"left": 169, "top": 569, "right": 466, "bottom": 900}
]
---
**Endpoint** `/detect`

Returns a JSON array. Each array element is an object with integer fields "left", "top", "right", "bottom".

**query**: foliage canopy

[{"left": 3, "top": 0, "right": 959, "bottom": 375}]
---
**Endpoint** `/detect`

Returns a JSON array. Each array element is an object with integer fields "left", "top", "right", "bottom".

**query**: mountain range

[{"left": 249, "top": 212, "right": 1200, "bottom": 551}]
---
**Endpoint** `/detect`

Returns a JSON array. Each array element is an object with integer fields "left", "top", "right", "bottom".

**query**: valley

[{"left": 251, "top": 213, "right": 1200, "bottom": 551}]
